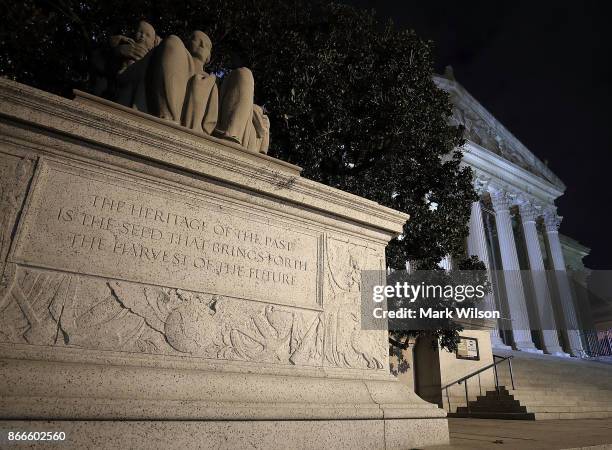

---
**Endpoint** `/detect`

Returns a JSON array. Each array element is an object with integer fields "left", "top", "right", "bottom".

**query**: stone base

[
  {"left": 546, "top": 346, "right": 571, "bottom": 358},
  {"left": 518, "top": 348, "right": 545, "bottom": 355},
  {"left": 491, "top": 336, "right": 512, "bottom": 351},
  {"left": 0, "top": 419, "right": 450, "bottom": 450},
  {"left": 549, "top": 351, "right": 571, "bottom": 358},
  {"left": 568, "top": 349, "right": 586, "bottom": 358},
  {"left": 514, "top": 341, "right": 544, "bottom": 354},
  {"left": 0, "top": 79, "right": 449, "bottom": 449},
  {"left": 1, "top": 355, "right": 449, "bottom": 449}
]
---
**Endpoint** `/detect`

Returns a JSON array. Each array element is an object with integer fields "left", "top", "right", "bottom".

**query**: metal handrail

[{"left": 441, "top": 354, "right": 515, "bottom": 413}]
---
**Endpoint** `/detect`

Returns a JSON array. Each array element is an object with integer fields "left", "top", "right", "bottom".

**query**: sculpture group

[{"left": 94, "top": 21, "right": 270, "bottom": 154}]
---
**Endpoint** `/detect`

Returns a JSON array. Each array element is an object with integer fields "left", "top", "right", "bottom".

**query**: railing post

[
  {"left": 493, "top": 361, "right": 499, "bottom": 395},
  {"left": 508, "top": 358, "right": 515, "bottom": 390},
  {"left": 446, "top": 387, "right": 451, "bottom": 412},
  {"left": 464, "top": 380, "right": 469, "bottom": 412}
]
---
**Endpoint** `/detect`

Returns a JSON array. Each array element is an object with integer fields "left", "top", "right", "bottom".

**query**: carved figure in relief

[
  {"left": 108, "top": 282, "right": 217, "bottom": 355},
  {"left": 52, "top": 277, "right": 167, "bottom": 352},
  {"left": 109, "top": 280, "right": 321, "bottom": 365},
  {"left": 0, "top": 269, "right": 65, "bottom": 344},
  {"left": 221, "top": 305, "right": 295, "bottom": 362},
  {"left": 0, "top": 268, "right": 167, "bottom": 352},
  {"left": 0, "top": 268, "right": 317, "bottom": 365},
  {"left": 322, "top": 242, "right": 385, "bottom": 370},
  {"left": 0, "top": 263, "right": 381, "bottom": 371},
  {"left": 289, "top": 313, "right": 323, "bottom": 365},
  {"left": 0, "top": 157, "right": 34, "bottom": 289}
]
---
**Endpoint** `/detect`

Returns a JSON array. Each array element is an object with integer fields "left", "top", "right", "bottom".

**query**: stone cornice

[
  {"left": 559, "top": 233, "right": 591, "bottom": 256},
  {"left": 464, "top": 140, "right": 563, "bottom": 206},
  {"left": 435, "top": 75, "right": 565, "bottom": 191},
  {"left": 559, "top": 234, "right": 591, "bottom": 274},
  {"left": 0, "top": 78, "right": 408, "bottom": 235}
]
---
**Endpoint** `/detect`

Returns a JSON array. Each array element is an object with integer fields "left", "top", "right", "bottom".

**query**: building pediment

[{"left": 434, "top": 74, "right": 565, "bottom": 191}]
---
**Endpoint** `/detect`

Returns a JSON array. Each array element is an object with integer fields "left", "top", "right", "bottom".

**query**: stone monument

[{"left": 0, "top": 25, "right": 448, "bottom": 449}]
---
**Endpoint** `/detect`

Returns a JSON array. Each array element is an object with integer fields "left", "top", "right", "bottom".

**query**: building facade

[{"left": 435, "top": 68, "right": 590, "bottom": 358}]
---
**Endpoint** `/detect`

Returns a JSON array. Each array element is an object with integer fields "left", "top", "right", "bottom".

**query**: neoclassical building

[
  {"left": 375, "top": 70, "right": 612, "bottom": 420},
  {"left": 435, "top": 68, "right": 589, "bottom": 358}
]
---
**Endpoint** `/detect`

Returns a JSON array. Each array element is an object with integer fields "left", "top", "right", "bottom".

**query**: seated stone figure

[
  {"left": 147, "top": 31, "right": 218, "bottom": 135},
  {"left": 110, "top": 20, "right": 160, "bottom": 111},
  {"left": 94, "top": 21, "right": 270, "bottom": 154},
  {"left": 146, "top": 30, "right": 269, "bottom": 154},
  {"left": 215, "top": 68, "right": 270, "bottom": 154}
]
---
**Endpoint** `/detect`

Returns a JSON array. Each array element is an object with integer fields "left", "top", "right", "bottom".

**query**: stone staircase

[
  {"left": 447, "top": 349, "right": 612, "bottom": 420},
  {"left": 451, "top": 387, "right": 534, "bottom": 419}
]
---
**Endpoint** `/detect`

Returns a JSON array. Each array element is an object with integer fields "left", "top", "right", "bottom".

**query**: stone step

[
  {"left": 485, "top": 352, "right": 612, "bottom": 419},
  {"left": 498, "top": 376, "right": 612, "bottom": 388},
  {"left": 469, "top": 395, "right": 612, "bottom": 410},
  {"left": 507, "top": 388, "right": 612, "bottom": 398},
  {"left": 498, "top": 373, "right": 612, "bottom": 383},
  {"left": 516, "top": 399, "right": 612, "bottom": 407},
  {"left": 451, "top": 407, "right": 612, "bottom": 420},
  {"left": 509, "top": 392, "right": 612, "bottom": 402},
  {"left": 443, "top": 351, "right": 612, "bottom": 419},
  {"left": 502, "top": 381, "right": 612, "bottom": 390},
  {"left": 483, "top": 386, "right": 612, "bottom": 398},
  {"left": 462, "top": 404, "right": 528, "bottom": 413},
  {"left": 533, "top": 411, "right": 612, "bottom": 420},
  {"left": 525, "top": 405, "right": 612, "bottom": 413},
  {"left": 449, "top": 411, "right": 535, "bottom": 420},
  {"left": 474, "top": 397, "right": 521, "bottom": 406},
  {"left": 499, "top": 364, "right": 612, "bottom": 371},
  {"left": 497, "top": 363, "right": 612, "bottom": 372},
  {"left": 510, "top": 393, "right": 611, "bottom": 403},
  {"left": 498, "top": 371, "right": 612, "bottom": 382}
]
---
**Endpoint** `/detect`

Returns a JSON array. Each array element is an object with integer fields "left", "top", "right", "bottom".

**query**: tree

[{"left": 1, "top": 0, "right": 480, "bottom": 354}]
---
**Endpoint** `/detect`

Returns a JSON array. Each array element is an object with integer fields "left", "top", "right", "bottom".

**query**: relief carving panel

[
  {"left": 0, "top": 264, "right": 384, "bottom": 370},
  {"left": 0, "top": 266, "right": 323, "bottom": 366},
  {"left": 322, "top": 238, "right": 388, "bottom": 370}
]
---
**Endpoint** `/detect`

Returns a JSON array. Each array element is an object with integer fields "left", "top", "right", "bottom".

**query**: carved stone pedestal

[{"left": 0, "top": 79, "right": 448, "bottom": 449}]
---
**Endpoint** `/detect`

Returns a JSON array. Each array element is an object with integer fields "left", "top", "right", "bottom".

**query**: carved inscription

[{"left": 11, "top": 162, "right": 320, "bottom": 309}]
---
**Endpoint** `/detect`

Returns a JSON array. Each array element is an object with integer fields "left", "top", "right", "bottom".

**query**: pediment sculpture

[{"left": 91, "top": 20, "right": 270, "bottom": 154}]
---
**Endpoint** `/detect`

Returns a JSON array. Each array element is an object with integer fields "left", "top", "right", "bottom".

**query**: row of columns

[
  {"left": 519, "top": 202, "right": 566, "bottom": 356},
  {"left": 467, "top": 182, "right": 584, "bottom": 357}
]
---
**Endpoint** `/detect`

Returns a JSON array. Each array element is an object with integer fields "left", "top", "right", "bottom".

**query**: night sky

[{"left": 346, "top": 0, "right": 612, "bottom": 269}]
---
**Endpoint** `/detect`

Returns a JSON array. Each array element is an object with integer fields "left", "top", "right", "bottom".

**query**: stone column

[
  {"left": 518, "top": 202, "right": 568, "bottom": 356},
  {"left": 467, "top": 197, "right": 510, "bottom": 349},
  {"left": 489, "top": 189, "right": 539, "bottom": 352},
  {"left": 543, "top": 209, "right": 585, "bottom": 357}
]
